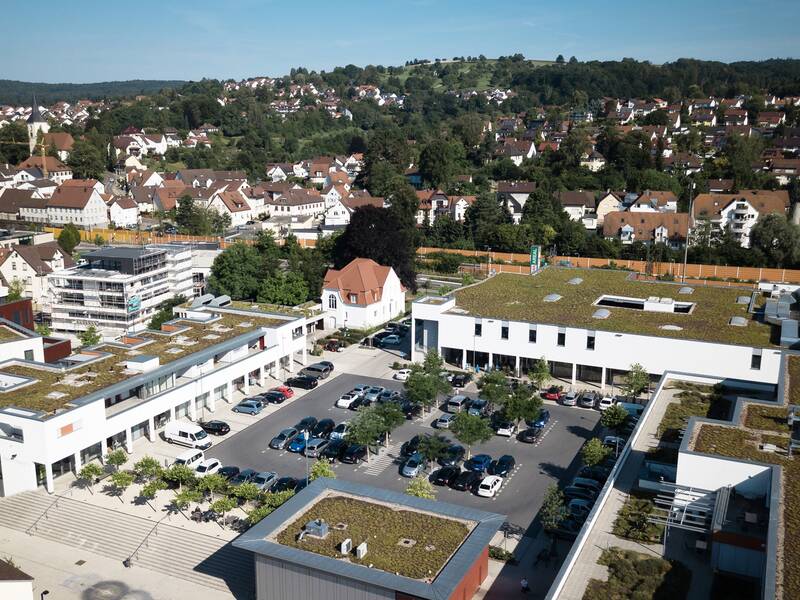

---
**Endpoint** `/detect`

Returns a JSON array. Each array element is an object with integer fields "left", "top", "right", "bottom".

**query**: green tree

[
  {"left": 624, "top": 363, "right": 650, "bottom": 398},
  {"left": 231, "top": 482, "right": 261, "bottom": 504},
  {"left": 749, "top": 214, "right": 800, "bottom": 268},
  {"left": 139, "top": 478, "right": 167, "bottom": 505},
  {"left": 148, "top": 295, "right": 186, "bottom": 330},
  {"left": 195, "top": 473, "right": 228, "bottom": 499},
  {"left": 207, "top": 242, "right": 267, "bottom": 300},
  {"left": 405, "top": 475, "right": 436, "bottom": 500},
  {"left": 175, "top": 194, "right": 195, "bottom": 230},
  {"left": 373, "top": 401, "right": 406, "bottom": 445},
  {"left": 309, "top": 460, "right": 336, "bottom": 481},
  {"left": 93, "top": 234, "right": 106, "bottom": 247},
  {"left": 77, "top": 462, "right": 104, "bottom": 492},
  {"left": 105, "top": 448, "right": 128, "bottom": 471},
  {"left": 35, "top": 323, "right": 51, "bottom": 336},
  {"left": 417, "top": 434, "right": 450, "bottom": 463},
  {"left": 404, "top": 365, "right": 449, "bottom": 414},
  {"left": 256, "top": 271, "right": 309, "bottom": 305},
  {"left": 162, "top": 464, "right": 197, "bottom": 490},
  {"left": 540, "top": 484, "right": 567, "bottom": 532},
  {"left": 6, "top": 278, "right": 23, "bottom": 300},
  {"left": 78, "top": 325, "right": 102, "bottom": 347},
  {"left": 601, "top": 404, "right": 629, "bottom": 431},
  {"left": 210, "top": 496, "right": 238, "bottom": 523},
  {"left": 345, "top": 406, "right": 385, "bottom": 461},
  {"left": 499, "top": 385, "right": 543, "bottom": 427},
  {"left": 581, "top": 438, "right": 611, "bottom": 467},
  {"left": 67, "top": 139, "right": 106, "bottom": 180},
  {"left": 450, "top": 412, "right": 493, "bottom": 458},
  {"left": 528, "top": 357, "right": 550, "bottom": 390},
  {"left": 419, "top": 139, "right": 465, "bottom": 188},
  {"left": 108, "top": 470, "right": 134, "bottom": 501},
  {"left": 58, "top": 223, "right": 81, "bottom": 254},
  {"left": 172, "top": 488, "right": 202, "bottom": 512},
  {"left": 478, "top": 370, "right": 510, "bottom": 411},
  {"left": 133, "top": 456, "right": 163, "bottom": 481}
]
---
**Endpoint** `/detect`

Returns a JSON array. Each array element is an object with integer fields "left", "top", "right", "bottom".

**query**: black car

[
  {"left": 311, "top": 418, "right": 335, "bottom": 438},
  {"left": 451, "top": 470, "right": 482, "bottom": 492},
  {"left": 340, "top": 443, "right": 368, "bottom": 464},
  {"left": 399, "top": 400, "right": 423, "bottom": 419},
  {"left": 198, "top": 420, "right": 230, "bottom": 435},
  {"left": 578, "top": 465, "right": 611, "bottom": 483},
  {"left": 438, "top": 444, "right": 466, "bottom": 467},
  {"left": 262, "top": 391, "right": 286, "bottom": 404},
  {"left": 563, "top": 486, "right": 598, "bottom": 502},
  {"left": 218, "top": 466, "right": 240, "bottom": 481},
  {"left": 294, "top": 416, "right": 319, "bottom": 433},
  {"left": 271, "top": 476, "right": 301, "bottom": 493},
  {"left": 321, "top": 438, "right": 348, "bottom": 462},
  {"left": 518, "top": 427, "right": 543, "bottom": 444},
  {"left": 432, "top": 466, "right": 461, "bottom": 486},
  {"left": 401, "top": 434, "right": 427, "bottom": 457},
  {"left": 488, "top": 454, "right": 516, "bottom": 477},
  {"left": 285, "top": 376, "right": 318, "bottom": 390},
  {"left": 230, "top": 468, "right": 257, "bottom": 486},
  {"left": 451, "top": 373, "right": 472, "bottom": 388}
]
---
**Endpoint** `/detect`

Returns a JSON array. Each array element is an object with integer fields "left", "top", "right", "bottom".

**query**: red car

[
  {"left": 271, "top": 386, "right": 294, "bottom": 399},
  {"left": 542, "top": 386, "right": 564, "bottom": 401}
]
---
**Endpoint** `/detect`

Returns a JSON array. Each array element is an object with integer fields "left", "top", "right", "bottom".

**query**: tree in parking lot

[
  {"left": 478, "top": 370, "right": 510, "bottom": 412},
  {"left": 405, "top": 476, "right": 436, "bottom": 500},
  {"left": 624, "top": 363, "right": 649, "bottom": 398},
  {"left": 196, "top": 474, "right": 228, "bottom": 500},
  {"left": 540, "top": 484, "right": 567, "bottom": 533},
  {"left": 405, "top": 351, "right": 451, "bottom": 414},
  {"left": 309, "top": 460, "right": 336, "bottom": 481},
  {"left": 528, "top": 357, "right": 550, "bottom": 390},
  {"left": 417, "top": 434, "right": 450, "bottom": 463},
  {"left": 210, "top": 496, "right": 237, "bottom": 524},
  {"left": 581, "top": 438, "right": 611, "bottom": 468},
  {"left": 498, "top": 385, "right": 543, "bottom": 427},
  {"left": 345, "top": 407, "right": 385, "bottom": 461},
  {"left": 77, "top": 462, "right": 104, "bottom": 493},
  {"left": 450, "top": 412, "right": 493, "bottom": 459},
  {"left": 162, "top": 464, "right": 196, "bottom": 491},
  {"left": 373, "top": 402, "right": 406, "bottom": 445},
  {"left": 105, "top": 448, "right": 128, "bottom": 472},
  {"left": 601, "top": 404, "right": 629, "bottom": 432},
  {"left": 231, "top": 482, "right": 261, "bottom": 505}
]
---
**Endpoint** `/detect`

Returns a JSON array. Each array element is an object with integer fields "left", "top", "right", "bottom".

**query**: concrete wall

[
  {"left": 0, "top": 580, "right": 33, "bottom": 600},
  {"left": 676, "top": 452, "right": 773, "bottom": 498}
]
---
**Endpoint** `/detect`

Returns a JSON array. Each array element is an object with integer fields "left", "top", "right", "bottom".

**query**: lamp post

[
  {"left": 304, "top": 430, "right": 310, "bottom": 484},
  {"left": 681, "top": 181, "right": 695, "bottom": 283},
  {"left": 41, "top": 591, "right": 50, "bottom": 600}
]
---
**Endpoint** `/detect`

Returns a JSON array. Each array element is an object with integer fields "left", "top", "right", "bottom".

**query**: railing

[
  {"left": 26, "top": 489, "right": 73, "bottom": 535},
  {"left": 126, "top": 514, "right": 167, "bottom": 567}
]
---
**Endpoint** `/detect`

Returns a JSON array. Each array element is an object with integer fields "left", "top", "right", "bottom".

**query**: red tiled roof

[{"left": 323, "top": 258, "right": 392, "bottom": 306}]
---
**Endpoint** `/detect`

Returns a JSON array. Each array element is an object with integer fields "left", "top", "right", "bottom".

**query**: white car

[
  {"left": 477, "top": 475, "right": 503, "bottom": 498},
  {"left": 336, "top": 393, "right": 359, "bottom": 409},
  {"left": 597, "top": 396, "right": 616, "bottom": 411},
  {"left": 194, "top": 458, "right": 221, "bottom": 477},
  {"left": 394, "top": 369, "right": 412, "bottom": 381},
  {"left": 561, "top": 391, "right": 579, "bottom": 406},
  {"left": 330, "top": 421, "right": 349, "bottom": 440},
  {"left": 495, "top": 421, "right": 517, "bottom": 437},
  {"left": 434, "top": 413, "right": 456, "bottom": 429}
]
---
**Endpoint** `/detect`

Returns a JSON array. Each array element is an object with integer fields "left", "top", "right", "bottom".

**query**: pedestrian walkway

[{"left": 362, "top": 441, "right": 402, "bottom": 475}]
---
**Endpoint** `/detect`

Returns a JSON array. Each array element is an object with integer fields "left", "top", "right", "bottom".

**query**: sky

[{"left": 2, "top": 0, "right": 798, "bottom": 83}]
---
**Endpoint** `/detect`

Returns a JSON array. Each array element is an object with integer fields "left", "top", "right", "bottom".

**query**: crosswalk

[{"left": 362, "top": 441, "right": 403, "bottom": 475}]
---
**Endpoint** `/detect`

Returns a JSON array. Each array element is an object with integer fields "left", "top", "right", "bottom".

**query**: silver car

[
  {"left": 401, "top": 452, "right": 426, "bottom": 478},
  {"left": 304, "top": 437, "right": 330, "bottom": 458},
  {"left": 435, "top": 413, "right": 456, "bottom": 429},
  {"left": 252, "top": 471, "right": 278, "bottom": 491},
  {"left": 364, "top": 386, "right": 385, "bottom": 403},
  {"left": 562, "top": 391, "right": 580, "bottom": 406}
]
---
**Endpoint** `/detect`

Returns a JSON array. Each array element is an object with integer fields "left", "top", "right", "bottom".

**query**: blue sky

[{"left": 3, "top": 0, "right": 798, "bottom": 83}]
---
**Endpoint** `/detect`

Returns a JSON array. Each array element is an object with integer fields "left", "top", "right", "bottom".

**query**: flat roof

[
  {"left": 235, "top": 478, "right": 504, "bottom": 600},
  {"left": 452, "top": 268, "right": 775, "bottom": 347},
  {"left": 83, "top": 246, "right": 165, "bottom": 260}
]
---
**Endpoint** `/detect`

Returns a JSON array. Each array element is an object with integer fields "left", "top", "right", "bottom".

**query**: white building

[
  {"left": 47, "top": 181, "right": 108, "bottom": 228},
  {"left": 322, "top": 258, "right": 405, "bottom": 329},
  {"left": 0, "top": 242, "right": 74, "bottom": 312},
  {"left": 0, "top": 300, "right": 312, "bottom": 497},
  {"left": 48, "top": 245, "right": 194, "bottom": 339},
  {"left": 692, "top": 190, "right": 790, "bottom": 248},
  {"left": 108, "top": 196, "right": 139, "bottom": 228}
]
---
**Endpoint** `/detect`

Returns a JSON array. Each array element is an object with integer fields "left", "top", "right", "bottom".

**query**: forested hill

[{"left": 0, "top": 79, "right": 186, "bottom": 105}]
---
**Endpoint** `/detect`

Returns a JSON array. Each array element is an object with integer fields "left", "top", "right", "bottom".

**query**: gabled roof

[
  {"left": 111, "top": 196, "right": 137, "bottom": 210},
  {"left": 692, "top": 190, "right": 789, "bottom": 220},
  {"left": 269, "top": 188, "right": 323, "bottom": 207},
  {"left": 496, "top": 180, "right": 537, "bottom": 194},
  {"left": 323, "top": 258, "right": 393, "bottom": 305},
  {"left": 214, "top": 191, "right": 251, "bottom": 213},
  {"left": 42, "top": 132, "right": 75, "bottom": 152},
  {"left": 557, "top": 190, "right": 596, "bottom": 208},
  {"left": 603, "top": 211, "right": 689, "bottom": 241},
  {"left": 17, "top": 155, "right": 71, "bottom": 173},
  {"left": 48, "top": 184, "right": 97, "bottom": 209},
  {"left": 0, "top": 189, "right": 38, "bottom": 213},
  {"left": 0, "top": 242, "right": 74, "bottom": 275}
]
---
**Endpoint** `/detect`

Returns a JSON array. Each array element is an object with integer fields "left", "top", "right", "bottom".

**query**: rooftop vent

[
  {"left": 297, "top": 519, "right": 329, "bottom": 542},
  {"left": 729, "top": 316, "right": 748, "bottom": 327},
  {"left": 544, "top": 293, "right": 562, "bottom": 303},
  {"left": 209, "top": 295, "right": 231, "bottom": 307},
  {"left": 592, "top": 308, "right": 610, "bottom": 319},
  {"left": 678, "top": 287, "right": 694, "bottom": 295},
  {"left": 736, "top": 295, "right": 751, "bottom": 305},
  {"left": 339, "top": 538, "right": 352, "bottom": 554},
  {"left": 355, "top": 541, "right": 368, "bottom": 559},
  {"left": 190, "top": 293, "right": 214, "bottom": 308},
  {"left": 660, "top": 325, "right": 683, "bottom": 331},
  {"left": 568, "top": 277, "right": 583, "bottom": 285}
]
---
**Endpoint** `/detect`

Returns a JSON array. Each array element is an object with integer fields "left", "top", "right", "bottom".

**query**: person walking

[{"left": 521, "top": 578, "right": 530, "bottom": 594}]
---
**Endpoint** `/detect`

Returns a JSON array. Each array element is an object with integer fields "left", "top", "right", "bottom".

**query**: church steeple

[
  {"left": 26, "top": 95, "right": 49, "bottom": 155},
  {"left": 27, "top": 95, "right": 45, "bottom": 124}
]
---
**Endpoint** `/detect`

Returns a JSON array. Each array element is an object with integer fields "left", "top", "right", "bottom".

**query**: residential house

[
  {"left": 324, "top": 194, "right": 384, "bottom": 227},
  {"left": 496, "top": 180, "right": 537, "bottom": 223},
  {"left": 208, "top": 191, "right": 253, "bottom": 227},
  {"left": 108, "top": 196, "right": 139, "bottom": 228},
  {"left": 16, "top": 156, "right": 72, "bottom": 184},
  {"left": 131, "top": 186, "right": 157, "bottom": 213},
  {"left": 756, "top": 112, "right": 786, "bottom": 129},
  {"left": 557, "top": 190, "right": 596, "bottom": 222},
  {"left": 266, "top": 163, "right": 294, "bottom": 182},
  {"left": 627, "top": 190, "right": 678, "bottom": 213},
  {"left": 47, "top": 182, "right": 108, "bottom": 228},
  {"left": 18, "top": 178, "right": 57, "bottom": 198},
  {"left": 707, "top": 179, "right": 734, "bottom": 193},
  {"left": 769, "top": 158, "right": 800, "bottom": 185},
  {"left": 42, "top": 132, "right": 75, "bottom": 161},
  {"left": 580, "top": 150, "right": 606, "bottom": 172},
  {"left": 724, "top": 109, "right": 749, "bottom": 126},
  {"left": 0, "top": 242, "right": 74, "bottom": 311},
  {"left": 594, "top": 191, "right": 623, "bottom": 226},
  {"left": 691, "top": 109, "right": 717, "bottom": 127},
  {"left": 691, "top": 190, "right": 790, "bottom": 248},
  {"left": 265, "top": 188, "right": 324, "bottom": 218},
  {"left": 0, "top": 189, "right": 42, "bottom": 221},
  {"left": 322, "top": 258, "right": 405, "bottom": 329},
  {"left": 602, "top": 211, "right": 689, "bottom": 248},
  {"left": 494, "top": 139, "right": 536, "bottom": 166}
]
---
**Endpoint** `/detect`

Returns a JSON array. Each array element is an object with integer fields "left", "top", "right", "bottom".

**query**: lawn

[
  {"left": 453, "top": 269, "right": 775, "bottom": 347},
  {"left": 0, "top": 324, "right": 24, "bottom": 342},
  {"left": 743, "top": 404, "right": 789, "bottom": 433},
  {"left": 788, "top": 355, "right": 800, "bottom": 405},
  {"left": 583, "top": 547, "right": 690, "bottom": 600},
  {"left": 276, "top": 495, "right": 471, "bottom": 580},
  {"left": 658, "top": 382, "right": 730, "bottom": 443}
]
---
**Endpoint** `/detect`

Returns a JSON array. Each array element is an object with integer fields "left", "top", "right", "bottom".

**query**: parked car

[
  {"left": 518, "top": 427, "right": 543, "bottom": 444},
  {"left": 446, "top": 395, "right": 470, "bottom": 413},
  {"left": 550, "top": 516, "right": 584, "bottom": 540},
  {"left": 310, "top": 419, "right": 334, "bottom": 439},
  {"left": 321, "top": 438, "right": 348, "bottom": 461},
  {"left": 336, "top": 392, "right": 361, "bottom": 409},
  {"left": 451, "top": 470, "right": 482, "bottom": 492},
  {"left": 305, "top": 437, "right": 330, "bottom": 458},
  {"left": 386, "top": 322, "right": 402, "bottom": 332},
  {"left": 330, "top": 422, "right": 350, "bottom": 440},
  {"left": 401, "top": 434, "right": 428, "bottom": 457},
  {"left": 450, "top": 373, "right": 472, "bottom": 388},
  {"left": 262, "top": 391, "right": 286, "bottom": 404},
  {"left": 401, "top": 452, "right": 427, "bottom": 477},
  {"left": 434, "top": 413, "right": 456, "bottom": 429},
  {"left": 578, "top": 465, "right": 612, "bottom": 483},
  {"left": 294, "top": 416, "right": 318, "bottom": 433},
  {"left": 318, "top": 361, "right": 334, "bottom": 372},
  {"left": 269, "top": 427, "right": 299, "bottom": 450},
  {"left": 252, "top": 471, "right": 278, "bottom": 491},
  {"left": 287, "top": 435, "right": 308, "bottom": 453},
  {"left": 300, "top": 364, "right": 330, "bottom": 380},
  {"left": 432, "top": 466, "right": 461, "bottom": 486},
  {"left": 394, "top": 369, "right": 412, "bottom": 381},
  {"left": 542, "top": 386, "right": 564, "bottom": 401},
  {"left": 488, "top": 455, "right": 516, "bottom": 477},
  {"left": 377, "top": 389, "right": 401, "bottom": 404},
  {"left": 271, "top": 385, "right": 294, "bottom": 399},
  {"left": 465, "top": 454, "right": 493, "bottom": 473},
  {"left": 285, "top": 376, "right": 318, "bottom": 390},
  {"left": 373, "top": 330, "right": 393, "bottom": 341},
  {"left": 271, "top": 476, "right": 303, "bottom": 493},
  {"left": 579, "top": 391, "right": 599, "bottom": 408},
  {"left": 568, "top": 498, "right": 593, "bottom": 519},
  {"left": 399, "top": 400, "right": 423, "bottom": 419},
  {"left": 572, "top": 477, "right": 602, "bottom": 495},
  {"left": 467, "top": 398, "right": 489, "bottom": 417},
  {"left": 561, "top": 391, "right": 580, "bottom": 406},
  {"left": 363, "top": 386, "right": 385, "bottom": 403},
  {"left": 438, "top": 444, "right": 466, "bottom": 467},
  {"left": 563, "top": 485, "right": 598, "bottom": 502},
  {"left": 603, "top": 435, "right": 627, "bottom": 449},
  {"left": 324, "top": 339, "right": 344, "bottom": 352},
  {"left": 194, "top": 458, "right": 221, "bottom": 477},
  {"left": 494, "top": 420, "right": 517, "bottom": 437},
  {"left": 218, "top": 466, "right": 240, "bottom": 481},
  {"left": 230, "top": 468, "right": 257, "bottom": 486},
  {"left": 232, "top": 399, "right": 263, "bottom": 415},
  {"left": 528, "top": 409, "right": 551, "bottom": 429},
  {"left": 380, "top": 334, "right": 401, "bottom": 346},
  {"left": 477, "top": 475, "right": 503, "bottom": 498},
  {"left": 340, "top": 443, "right": 368, "bottom": 464},
  {"left": 597, "top": 396, "right": 617, "bottom": 412},
  {"left": 198, "top": 420, "right": 230, "bottom": 435}
]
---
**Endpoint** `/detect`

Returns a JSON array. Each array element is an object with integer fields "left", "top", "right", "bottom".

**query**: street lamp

[
  {"left": 41, "top": 591, "right": 50, "bottom": 600},
  {"left": 681, "top": 181, "right": 696, "bottom": 283}
]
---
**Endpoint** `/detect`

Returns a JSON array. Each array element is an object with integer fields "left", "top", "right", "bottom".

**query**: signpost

[{"left": 530, "top": 245, "right": 541, "bottom": 274}]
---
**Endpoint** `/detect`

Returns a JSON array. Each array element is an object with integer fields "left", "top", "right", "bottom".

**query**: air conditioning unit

[
  {"left": 355, "top": 542, "right": 368, "bottom": 559},
  {"left": 339, "top": 538, "right": 352, "bottom": 554}
]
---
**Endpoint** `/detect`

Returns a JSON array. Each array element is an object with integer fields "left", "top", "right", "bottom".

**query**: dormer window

[{"left": 349, "top": 294, "right": 358, "bottom": 303}]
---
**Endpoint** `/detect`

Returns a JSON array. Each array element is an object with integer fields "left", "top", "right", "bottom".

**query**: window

[
  {"left": 501, "top": 325, "right": 509, "bottom": 340},
  {"left": 587, "top": 334, "right": 595, "bottom": 350},
  {"left": 751, "top": 350, "right": 762, "bottom": 370},
  {"left": 529, "top": 327, "right": 537, "bottom": 343},
  {"left": 24, "top": 350, "right": 34, "bottom": 361},
  {"left": 328, "top": 295, "right": 337, "bottom": 309},
  {"left": 557, "top": 330, "right": 566, "bottom": 347},
  {"left": 349, "top": 294, "right": 358, "bottom": 303},
  {"left": 474, "top": 323, "right": 482, "bottom": 337}
]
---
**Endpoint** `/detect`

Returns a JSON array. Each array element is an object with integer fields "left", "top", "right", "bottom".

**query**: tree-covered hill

[{"left": 0, "top": 79, "right": 186, "bottom": 105}]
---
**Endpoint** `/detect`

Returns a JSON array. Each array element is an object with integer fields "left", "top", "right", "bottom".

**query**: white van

[
  {"left": 446, "top": 395, "right": 470, "bottom": 414},
  {"left": 173, "top": 449, "right": 205, "bottom": 469},
  {"left": 164, "top": 421, "right": 212, "bottom": 450}
]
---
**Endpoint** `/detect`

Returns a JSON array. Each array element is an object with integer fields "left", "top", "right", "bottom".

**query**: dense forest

[{"left": 0, "top": 79, "right": 186, "bottom": 105}]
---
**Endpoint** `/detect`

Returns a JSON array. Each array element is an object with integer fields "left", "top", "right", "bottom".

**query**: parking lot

[{"left": 206, "top": 372, "right": 601, "bottom": 529}]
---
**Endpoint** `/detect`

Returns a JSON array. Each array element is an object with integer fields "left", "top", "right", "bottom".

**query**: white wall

[
  {"left": 676, "top": 451, "right": 772, "bottom": 498},
  {"left": 0, "top": 579, "right": 33, "bottom": 600},
  {"left": 323, "top": 270, "right": 405, "bottom": 329}
]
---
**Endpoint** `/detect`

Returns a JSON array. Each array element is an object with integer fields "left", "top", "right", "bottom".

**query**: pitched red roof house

[{"left": 323, "top": 258, "right": 400, "bottom": 305}]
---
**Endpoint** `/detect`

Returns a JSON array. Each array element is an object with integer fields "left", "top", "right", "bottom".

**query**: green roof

[
  {"left": 452, "top": 268, "right": 774, "bottom": 347},
  {"left": 0, "top": 324, "right": 24, "bottom": 342}
]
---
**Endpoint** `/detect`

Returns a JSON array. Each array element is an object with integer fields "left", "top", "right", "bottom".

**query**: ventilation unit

[
  {"left": 209, "top": 295, "right": 231, "bottom": 307},
  {"left": 543, "top": 293, "right": 562, "bottom": 303},
  {"left": 339, "top": 538, "right": 352, "bottom": 554},
  {"left": 736, "top": 295, "right": 751, "bottom": 305},
  {"left": 678, "top": 287, "right": 694, "bottom": 295},
  {"left": 729, "top": 316, "right": 747, "bottom": 327},
  {"left": 355, "top": 541, "right": 368, "bottom": 559},
  {"left": 592, "top": 308, "right": 610, "bottom": 319},
  {"left": 568, "top": 277, "right": 583, "bottom": 285}
]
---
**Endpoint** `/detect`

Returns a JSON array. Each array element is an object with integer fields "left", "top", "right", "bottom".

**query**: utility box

[{"left": 355, "top": 541, "right": 368, "bottom": 559}]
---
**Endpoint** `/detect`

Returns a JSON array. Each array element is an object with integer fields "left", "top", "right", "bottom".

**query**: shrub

[
  {"left": 612, "top": 496, "right": 664, "bottom": 543},
  {"left": 488, "top": 546, "right": 517, "bottom": 563},
  {"left": 584, "top": 547, "right": 691, "bottom": 600}
]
